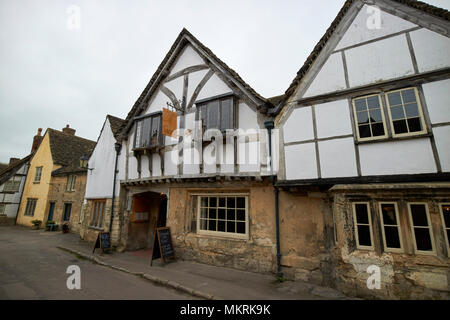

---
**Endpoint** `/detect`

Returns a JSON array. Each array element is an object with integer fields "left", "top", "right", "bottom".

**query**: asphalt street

[{"left": 0, "top": 226, "right": 197, "bottom": 300}]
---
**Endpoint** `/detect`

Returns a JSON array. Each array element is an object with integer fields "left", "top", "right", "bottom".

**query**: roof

[
  {"left": 118, "top": 28, "right": 271, "bottom": 139},
  {"left": 0, "top": 154, "right": 32, "bottom": 185},
  {"left": 107, "top": 114, "right": 125, "bottom": 142},
  {"left": 47, "top": 129, "right": 96, "bottom": 176},
  {"left": 272, "top": 0, "right": 450, "bottom": 115}
]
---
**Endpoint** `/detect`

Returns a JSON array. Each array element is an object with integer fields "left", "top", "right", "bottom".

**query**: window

[
  {"left": 386, "top": 88, "right": 427, "bottom": 137},
  {"left": 90, "top": 199, "right": 106, "bottom": 229},
  {"left": 3, "top": 179, "right": 20, "bottom": 192},
  {"left": 352, "top": 94, "right": 388, "bottom": 141},
  {"left": 197, "top": 96, "right": 235, "bottom": 132},
  {"left": 352, "top": 202, "right": 374, "bottom": 249},
  {"left": 408, "top": 203, "right": 435, "bottom": 255},
  {"left": 63, "top": 203, "right": 72, "bottom": 222},
  {"left": 24, "top": 198, "right": 37, "bottom": 216},
  {"left": 134, "top": 112, "right": 162, "bottom": 149},
  {"left": 379, "top": 202, "right": 403, "bottom": 252},
  {"left": 0, "top": 203, "right": 5, "bottom": 215},
  {"left": 34, "top": 167, "right": 42, "bottom": 183},
  {"left": 439, "top": 204, "right": 450, "bottom": 255},
  {"left": 66, "top": 175, "right": 76, "bottom": 192},
  {"left": 197, "top": 195, "right": 248, "bottom": 238}
]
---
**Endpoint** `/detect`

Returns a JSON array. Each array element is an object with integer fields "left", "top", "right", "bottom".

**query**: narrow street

[{"left": 0, "top": 226, "right": 196, "bottom": 300}]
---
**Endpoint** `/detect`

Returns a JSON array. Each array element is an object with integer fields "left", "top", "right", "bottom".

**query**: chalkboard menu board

[
  {"left": 156, "top": 227, "right": 175, "bottom": 263},
  {"left": 93, "top": 232, "right": 111, "bottom": 253}
]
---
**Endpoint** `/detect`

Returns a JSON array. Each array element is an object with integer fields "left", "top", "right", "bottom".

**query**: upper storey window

[
  {"left": 352, "top": 87, "right": 427, "bottom": 142},
  {"left": 386, "top": 88, "right": 427, "bottom": 137},
  {"left": 196, "top": 95, "right": 235, "bottom": 133},
  {"left": 133, "top": 112, "right": 162, "bottom": 150}
]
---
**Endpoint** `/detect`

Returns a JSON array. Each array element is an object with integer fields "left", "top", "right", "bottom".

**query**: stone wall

[{"left": 330, "top": 184, "right": 450, "bottom": 299}]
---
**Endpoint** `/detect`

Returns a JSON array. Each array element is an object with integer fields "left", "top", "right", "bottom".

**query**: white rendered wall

[
  {"left": 319, "top": 137, "right": 358, "bottom": 178},
  {"left": 169, "top": 45, "right": 205, "bottom": 75},
  {"left": 195, "top": 73, "right": 232, "bottom": 101},
  {"left": 358, "top": 138, "right": 437, "bottom": 176},
  {"left": 422, "top": 79, "right": 450, "bottom": 124},
  {"left": 85, "top": 119, "right": 117, "bottom": 199},
  {"left": 314, "top": 99, "right": 353, "bottom": 139},
  {"left": 283, "top": 107, "right": 314, "bottom": 143},
  {"left": 303, "top": 53, "right": 347, "bottom": 98},
  {"left": 335, "top": 5, "right": 417, "bottom": 50},
  {"left": 345, "top": 35, "right": 414, "bottom": 88},
  {"left": 410, "top": 28, "right": 450, "bottom": 73},
  {"left": 285, "top": 143, "right": 318, "bottom": 180},
  {"left": 433, "top": 126, "right": 450, "bottom": 172}
]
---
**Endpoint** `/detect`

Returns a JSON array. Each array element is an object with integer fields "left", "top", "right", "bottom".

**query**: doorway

[{"left": 47, "top": 202, "right": 55, "bottom": 221}]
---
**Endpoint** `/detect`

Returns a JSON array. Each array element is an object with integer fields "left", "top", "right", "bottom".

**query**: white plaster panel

[
  {"left": 359, "top": 138, "right": 437, "bottom": 176},
  {"left": 4, "top": 204, "right": 19, "bottom": 218},
  {"left": 410, "top": 28, "right": 450, "bottom": 73},
  {"left": 303, "top": 53, "right": 347, "bottom": 98},
  {"left": 238, "top": 140, "right": 260, "bottom": 173},
  {"left": 164, "top": 150, "right": 178, "bottom": 176},
  {"left": 318, "top": 138, "right": 358, "bottom": 178},
  {"left": 169, "top": 45, "right": 205, "bottom": 76},
  {"left": 151, "top": 153, "right": 162, "bottom": 177},
  {"left": 422, "top": 79, "right": 450, "bottom": 124},
  {"left": 345, "top": 35, "right": 415, "bottom": 88},
  {"left": 335, "top": 4, "right": 417, "bottom": 50},
  {"left": 164, "top": 76, "right": 184, "bottom": 103},
  {"left": 238, "top": 102, "right": 259, "bottom": 131},
  {"left": 433, "top": 126, "right": 450, "bottom": 172},
  {"left": 284, "top": 143, "right": 318, "bottom": 180},
  {"left": 221, "top": 142, "right": 235, "bottom": 174},
  {"left": 195, "top": 73, "right": 232, "bottom": 101},
  {"left": 140, "top": 155, "right": 150, "bottom": 178},
  {"left": 128, "top": 156, "right": 139, "bottom": 180},
  {"left": 283, "top": 107, "right": 314, "bottom": 143},
  {"left": 146, "top": 90, "right": 169, "bottom": 115},
  {"left": 187, "top": 69, "right": 209, "bottom": 104},
  {"left": 315, "top": 99, "right": 353, "bottom": 139}
]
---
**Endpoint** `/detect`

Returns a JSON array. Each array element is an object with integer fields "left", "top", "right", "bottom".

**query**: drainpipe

[
  {"left": 264, "top": 120, "right": 283, "bottom": 278},
  {"left": 109, "top": 142, "right": 121, "bottom": 234}
]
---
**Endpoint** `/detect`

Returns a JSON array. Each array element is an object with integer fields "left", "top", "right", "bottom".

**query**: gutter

[{"left": 264, "top": 120, "right": 283, "bottom": 279}]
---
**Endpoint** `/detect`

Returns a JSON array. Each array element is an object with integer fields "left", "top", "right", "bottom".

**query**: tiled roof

[
  {"left": 47, "top": 129, "right": 96, "bottom": 176},
  {"left": 107, "top": 115, "right": 125, "bottom": 142},
  {"left": 272, "top": 0, "right": 450, "bottom": 115},
  {"left": 118, "top": 28, "right": 270, "bottom": 139},
  {"left": 0, "top": 154, "right": 32, "bottom": 185}
]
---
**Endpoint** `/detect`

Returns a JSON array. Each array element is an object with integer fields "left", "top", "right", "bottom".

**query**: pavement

[{"left": 1, "top": 225, "right": 350, "bottom": 300}]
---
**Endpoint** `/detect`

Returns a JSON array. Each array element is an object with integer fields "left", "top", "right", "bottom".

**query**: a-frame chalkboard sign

[
  {"left": 150, "top": 227, "right": 175, "bottom": 265},
  {"left": 93, "top": 232, "right": 111, "bottom": 253}
]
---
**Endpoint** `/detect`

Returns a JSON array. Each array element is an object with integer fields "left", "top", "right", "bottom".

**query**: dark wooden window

[
  {"left": 34, "top": 167, "right": 42, "bottom": 183},
  {"left": 90, "top": 199, "right": 106, "bottom": 229},
  {"left": 197, "top": 96, "right": 235, "bottom": 132},
  {"left": 134, "top": 112, "right": 163, "bottom": 149},
  {"left": 24, "top": 198, "right": 37, "bottom": 216},
  {"left": 63, "top": 203, "right": 72, "bottom": 221}
]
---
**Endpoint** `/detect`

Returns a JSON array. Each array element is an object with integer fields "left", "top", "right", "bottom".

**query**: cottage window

[
  {"left": 34, "top": 167, "right": 42, "bottom": 183},
  {"left": 352, "top": 94, "right": 388, "bottom": 141},
  {"left": 90, "top": 199, "right": 106, "bottom": 229},
  {"left": 408, "top": 203, "right": 435, "bottom": 255},
  {"left": 352, "top": 202, "right": 374, "bottom": 250},
  {"left": 134, "top": 112, "right": 162, "bottom": 149},
  {"left": 439, "top": 204, "right": 450, "bottom": 256},
  {"left": 197, "top": 195, "right": 248, "bottom": 239},
  {"left": 66, "top": 175, "right": 76, "bottom": 192},
  {"left": 386, "top": 87, "right": 427, "bottom": 137},
  {"left": 24, "top": 198, "right": 37, "bottom": 216},
  {"left": 3, "top": 179, "right": 20, "bottom": 192},
  {"left": 197, "top": 96, "right": 235, "bottom": 133},
  {"left": 63, "top": 203, "right": 72, "bottom": 222},
  {"left": 379, "top": 202, "right": 403, "bottom": 252}
]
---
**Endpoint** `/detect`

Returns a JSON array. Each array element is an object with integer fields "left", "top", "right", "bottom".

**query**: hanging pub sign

[{"left": 162, "top": 108, "right": 177, "bottom": 138}]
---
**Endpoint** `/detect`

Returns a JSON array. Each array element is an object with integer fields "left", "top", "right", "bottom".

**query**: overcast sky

[{"left": 0, "top": 0, "right": 449, "bottom": 163}]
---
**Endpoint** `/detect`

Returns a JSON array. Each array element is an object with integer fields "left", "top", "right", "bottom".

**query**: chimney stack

[
  {"left": 9, "top": 158, "right": 20, "bottom": 165},
  {"left": 31, "top": 128, "right": 43, "bottom": 154},
  {"left": 62, "top": 124, "right": 76, "bottom": 136}
]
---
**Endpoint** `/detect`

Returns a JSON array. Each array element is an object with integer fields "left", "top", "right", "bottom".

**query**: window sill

[
  {"left": 88, "top": 226, "right": 104, "bottom": 231},
  {"left": 195, "top": 231, "right": 248, "bottom": 241},
  {"left": 33, "top": 181, "right": 41, "bottom": 184},
  {"left": 355, "top": 132, "right": 432, "bottom": 145}
]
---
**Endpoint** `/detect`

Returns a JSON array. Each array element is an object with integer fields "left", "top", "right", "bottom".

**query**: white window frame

[
  {"left": 385, "top": 87, "right": 427, "bottom": 138},
  {"left": 407, "top": 202, "right": 436, "bottom": 255},
  {"left": 66, "top": 175, "right": 76, "bottom": 192},
  {"left": 196, "top": 193, "right": 249, "bottom": 240},
  {"left": 379, "top": 202, "right": 404, "bottom": 253},
  {"left": 439, "top": 203, "right": 450, "bottom": 256},
  {"left": 352, "top": 93, "right": 389, "bottom": 142},
  {"left": 352, "top": 202, "right": 374, "bottom": 250},
  {"left": 34, "top": 166, "right": 42, "bottom": 183}
]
